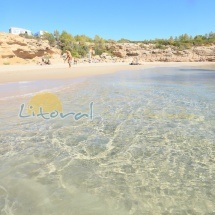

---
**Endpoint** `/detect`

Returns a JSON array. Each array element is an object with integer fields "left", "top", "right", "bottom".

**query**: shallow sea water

[{"left": 0, "top": 67, "right": 215, "bottom": 215}]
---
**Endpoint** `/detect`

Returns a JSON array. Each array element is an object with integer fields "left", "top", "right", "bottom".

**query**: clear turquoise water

[{"left": 0, "top": 67, "right": 215, "bottom": 215}]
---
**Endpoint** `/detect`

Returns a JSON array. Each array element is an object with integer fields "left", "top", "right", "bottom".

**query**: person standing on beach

[{"left": 64, "top": 50, "right": 72, "bottom": 68}]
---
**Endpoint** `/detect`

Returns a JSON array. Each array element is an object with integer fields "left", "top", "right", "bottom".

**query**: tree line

[
  {"left": 142, "top": 32, "right": 215, "bottom": 50},
  {"left": 20, "top": 30, "right": 215, "bottom": 57},
  {"left": 40, "top": 30, "right": 108, "bottom": 58}
]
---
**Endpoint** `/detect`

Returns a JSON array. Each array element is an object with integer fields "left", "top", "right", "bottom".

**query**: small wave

[{"left": 0, "top": 78, "right": 87, "bottom": 101}]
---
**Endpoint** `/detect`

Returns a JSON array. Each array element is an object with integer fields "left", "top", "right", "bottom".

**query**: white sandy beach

[{"left": 0, "top": 62, "right": 215, "bottom": 84}]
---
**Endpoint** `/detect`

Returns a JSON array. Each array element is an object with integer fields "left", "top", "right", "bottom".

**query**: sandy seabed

[{"left": 0, "top": 63, "right": 215, "bottom": 214}]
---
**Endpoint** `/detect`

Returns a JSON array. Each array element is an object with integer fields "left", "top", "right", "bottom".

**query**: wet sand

[{"left": 0, "top": 62, "right": 215, "bottom": 84}]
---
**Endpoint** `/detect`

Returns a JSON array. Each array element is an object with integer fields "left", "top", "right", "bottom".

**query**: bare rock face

[
  {"left": 0, "top": 33, "right": 60, "bottom": 64},
  {"left": 106, "top": 42, "right": 215, "bottom": 62},
  {"left": 127, "top": 51, "right": 140, "bottom": 56},
  {"left": 0, "top": 42, "right": 15, "bottom": 58},
  {"left": 112, "top": 50, "right": 127, "bottom": 58},
  {"left": 206, "top": 57, "right": 215, "bottom": 62},
  {"left": 193, "top": 46, "right": 215, "bottom": 56}
]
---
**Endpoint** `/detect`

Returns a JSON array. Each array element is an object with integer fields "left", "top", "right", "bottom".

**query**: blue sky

[{"left": 0, "top": 0, "right": 214, "bottom": 40}]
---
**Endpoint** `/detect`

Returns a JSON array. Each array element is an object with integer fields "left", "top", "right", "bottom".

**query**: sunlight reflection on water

[{"left": 0, "top": 67, "right": 215, "bottom": 214}]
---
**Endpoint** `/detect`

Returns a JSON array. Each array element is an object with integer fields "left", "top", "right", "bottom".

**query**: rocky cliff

[
  {"left": 0, "top": 33, "right": 60, "bottom": 64},
  {"left": 1, "top": 32, "right": 215, "bottom": 65},
  {"left": 105, "top": 43, "right": 215, "bottom": 62}
]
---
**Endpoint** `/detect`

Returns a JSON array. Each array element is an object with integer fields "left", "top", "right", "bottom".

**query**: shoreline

[{"left": 0, "top": 62, "right": 215, "bottom": 84}]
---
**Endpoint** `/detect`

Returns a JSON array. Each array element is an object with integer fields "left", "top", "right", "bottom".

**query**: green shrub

[
  {"left": 19, "top": 33, "right": 35, "bottom": 39},
  {"left": 42, "top": 32, "right": 56, "bottom": 46}
]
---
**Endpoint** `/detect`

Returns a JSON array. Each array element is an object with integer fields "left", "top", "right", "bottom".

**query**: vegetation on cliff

[{"left": 20, "top": 30, "right": 215, "bottom": 58}]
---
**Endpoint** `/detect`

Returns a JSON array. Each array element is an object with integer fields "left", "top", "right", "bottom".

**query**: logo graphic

[{"left": 19, "top": 92, "right": 93, "bottom": 120}]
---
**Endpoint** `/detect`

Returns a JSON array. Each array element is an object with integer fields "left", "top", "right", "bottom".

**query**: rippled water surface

[{"left": 0, "top": 67, "right": 215, "bottom": 214}]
